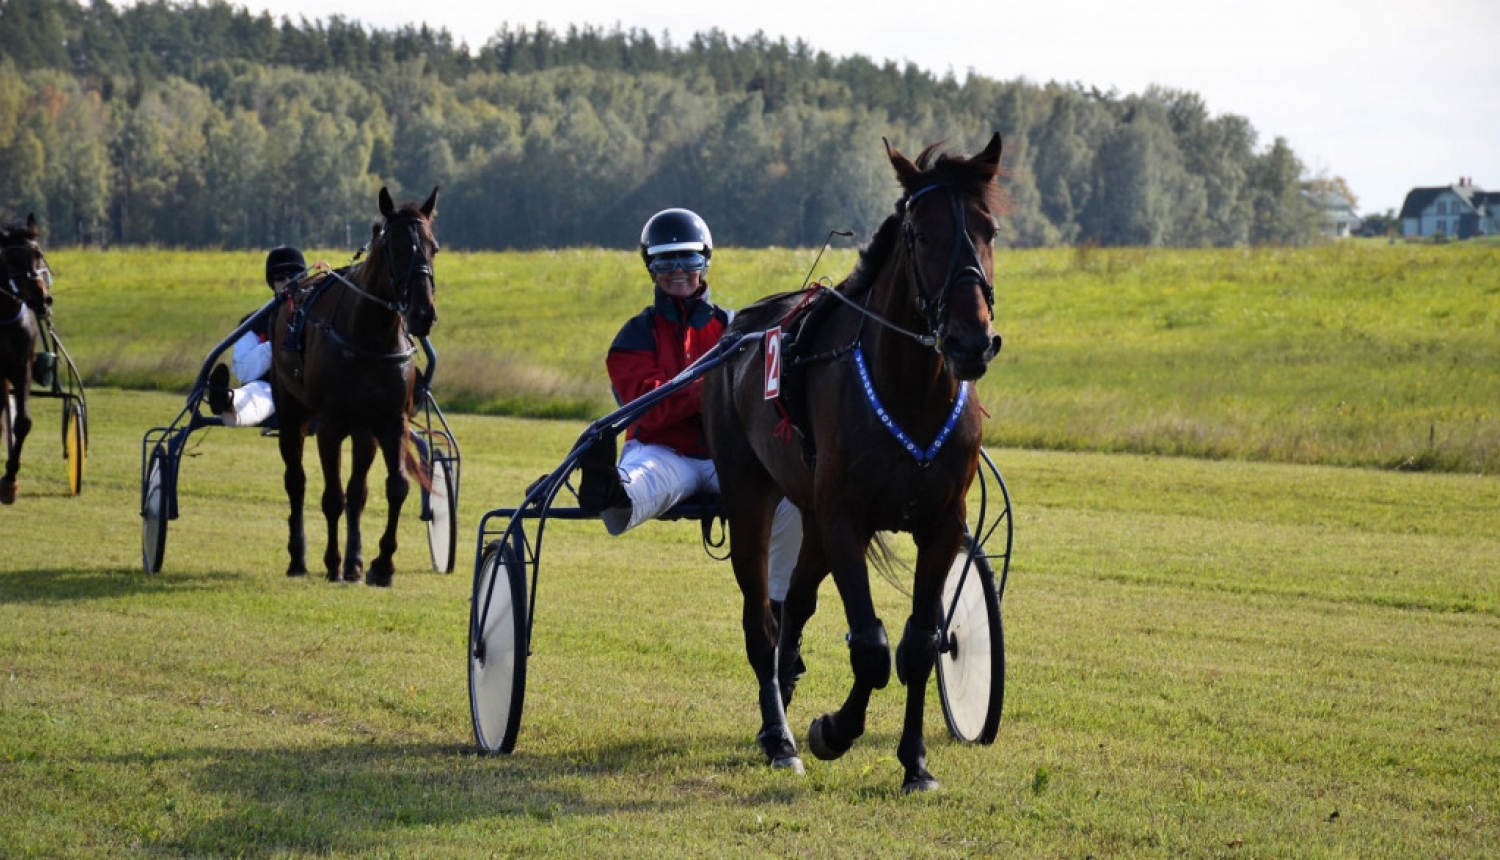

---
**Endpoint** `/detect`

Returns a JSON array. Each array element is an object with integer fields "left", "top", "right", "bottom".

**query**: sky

[{"left": 222, "top": 0, "right": 1499, "bottom": 216}]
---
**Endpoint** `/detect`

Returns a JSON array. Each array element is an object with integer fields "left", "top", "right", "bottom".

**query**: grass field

[
  {"left": 2, "top": 390, "right": 1496, "bottom": 857},
  {"left": 41, "top": 239, "right": 1500, "bottom": 472}
]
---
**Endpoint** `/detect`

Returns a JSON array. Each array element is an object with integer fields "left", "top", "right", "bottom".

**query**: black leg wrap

[
  {"left": 895, "top": 616, "right": 942, "bottom": 687},
  {"left": 846, "top": 620, "right": 891, "bottom": 690}
]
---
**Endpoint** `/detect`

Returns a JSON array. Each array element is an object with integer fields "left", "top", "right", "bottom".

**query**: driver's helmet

[
  {"left": 265, "top": 246, "right": 306, "bottom": 288},
  {"left": 639, "top": 208, "right": 712, "bottom": 275}
]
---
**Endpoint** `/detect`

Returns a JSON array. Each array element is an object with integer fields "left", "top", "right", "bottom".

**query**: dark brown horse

[
  {"left": 270, "top": 187, "right": 439, "bottom": 586},
  {"left": 703, "top": 134, "right": 1005, "bottom": 792},
  {"left": 0, "top": 215, "right": 53, "bottom": 505}
]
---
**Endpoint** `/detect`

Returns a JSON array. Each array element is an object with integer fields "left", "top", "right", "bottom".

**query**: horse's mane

[
  {"left": 838, "top": 213, "right": 902, "bottom": 298},
  {"left": 912, "top": 141, "right": 1009, "bottom": 218},
  {"left": 839, "top": 141, "right": 1008, "bottom": 299}
]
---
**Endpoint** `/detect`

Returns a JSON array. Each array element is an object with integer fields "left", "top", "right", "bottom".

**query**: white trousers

[
  {"left": 220, "top": 379, "right": 275, "bottom": 427},
  {"left": 602, "top": 439, "right": 802, "bottom": 601}
]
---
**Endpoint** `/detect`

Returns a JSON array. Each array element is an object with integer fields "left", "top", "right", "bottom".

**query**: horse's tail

[
  {"left": 867, "top": 532, "right": 912, "bottom": 598},
  {"left": 403, "top": 432, "right": 434, "bottom": 495}
]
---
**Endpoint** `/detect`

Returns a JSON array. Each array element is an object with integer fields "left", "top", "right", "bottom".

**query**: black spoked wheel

[
  {"left": 936, "top": 534, "right": 1004, "bottom": 744},
  {"left": 64, "top": 401, "right": 85, "bottom": 495},
  {"left": 142, "top": 452, "right": 169, "bottom": 573},
  {"left": 427, "top": 457, "right": 457, "bottom": 573},
  {"left": 469, "top": 540, "right": 528, "bottom": 753}
]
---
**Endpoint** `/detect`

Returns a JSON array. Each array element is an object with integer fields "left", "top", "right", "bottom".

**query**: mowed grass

[
  {"left": 2, "top": 390, "right": 1497, "bottom": 857},
  {"left": 41, "top": 239, "right": 1500, "bottom": 473}
]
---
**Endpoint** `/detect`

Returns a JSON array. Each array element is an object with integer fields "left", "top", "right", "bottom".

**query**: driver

[
  {"left": 580, "top": 208, "right": 803, "bottom": 616},
  {"left": 207, "top": 246, "right": 304, "bottom": 426}
]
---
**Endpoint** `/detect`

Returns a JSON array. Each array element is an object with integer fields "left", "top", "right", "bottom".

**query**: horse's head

[
  {"left": 885, "top": 134, "right": 1005, "bottom": 381},
  {"left": 373, "top": 186, "right": 440, "bottom": 337},
  {"left": 1, "top": 214, "right": 52, "bottom": 316}
]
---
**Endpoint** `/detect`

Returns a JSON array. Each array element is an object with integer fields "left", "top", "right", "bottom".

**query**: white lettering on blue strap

[{"left": 853, "top": 346, "right": 969, "bottom": 466}]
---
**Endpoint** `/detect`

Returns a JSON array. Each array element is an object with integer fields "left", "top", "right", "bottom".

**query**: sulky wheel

[
  {"left": 141, "top": 451, "right": 169, "bottom": 573},
  {"left": 63, "top": 400, "right": 85, "bottom": 495},
  {"left": 469, "top": 540, "right": 528, "bottom": 754},
  {"left": 426, "top": 457, "right": 458, "bottom": 573},
  {"left": 935, "top": 534, "right": 1004, "bottom": 744}
]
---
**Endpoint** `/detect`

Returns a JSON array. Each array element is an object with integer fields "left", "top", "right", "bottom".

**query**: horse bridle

[
  {"left": 898, "top": 182, "right": 996, "bottom": 348},
  {"left": 0, "top": 239, "right": 52, "bottom": 317},
  {"left": 382, "top": 217, "right": 436, "bottom": 315},
  {"left": 338, "top": 216, "right": 436, "bottom": 318}
]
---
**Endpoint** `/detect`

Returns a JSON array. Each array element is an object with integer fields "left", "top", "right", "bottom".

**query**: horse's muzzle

[
  {"left": 942, "top": 330, "right": 1001, "bottom": 381},
  {"left": 407, "top": 306, "right": 436, "bottom": 338}
]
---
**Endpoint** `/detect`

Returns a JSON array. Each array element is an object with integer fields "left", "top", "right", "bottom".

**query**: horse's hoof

[
  {"left": 807, "top": 714, "right": 851, "bottom": 761},
  {"left": 325, "top": 570, "right": 340, "bottom": 582},
  {"left": 902, "top": 775, "right": 941, "bottom": 794},
  {"left": 0, "top": 477, "right": 16, "bottom": 505},
  {"left": 771, "top": 756, "right": 805, "bottom": 775},
  {"left": 366, "top": 560, "right": 393, "bottom": 587},
  {"left": 286, "top": 568, "right": 307, "bottom": 577}
]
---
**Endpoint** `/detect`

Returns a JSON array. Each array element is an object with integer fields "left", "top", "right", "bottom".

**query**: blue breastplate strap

[{"left": 853, "top": 345, "right": 969, "bottom": 466}]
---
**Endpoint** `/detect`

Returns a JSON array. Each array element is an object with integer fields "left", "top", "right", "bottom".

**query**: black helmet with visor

[
  {"left": 265, "top": 246, "right": 306, "bottom": 288},
  {"left": 639, "top": 208, "right": 712, "bottom": 276}
]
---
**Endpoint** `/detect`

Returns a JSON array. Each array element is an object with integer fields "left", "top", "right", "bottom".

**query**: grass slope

[
  {"left": 1, "top": 390, "right": 1496, "bottom": 857},
  {"left": 41, "top": 240, "right": 1500, "bottom": 473}
]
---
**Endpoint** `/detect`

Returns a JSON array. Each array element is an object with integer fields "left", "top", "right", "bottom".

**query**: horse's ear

[
  {"left": 971, "top": 133, "right": 1004, "bottom": 178},
  {"left": 884, "top": 137, "right": 921, "bottom": 190},
  {"left": 421, "top": 186, "right": 439, "bottom": 218},
  {"left": 379, "top": 186, "right": 396, "bottom": 220}
]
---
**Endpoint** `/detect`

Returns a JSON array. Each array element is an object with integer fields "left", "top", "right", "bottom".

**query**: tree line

[{"left": 0, "top": 0, "right": 1324, "bottom": 250}]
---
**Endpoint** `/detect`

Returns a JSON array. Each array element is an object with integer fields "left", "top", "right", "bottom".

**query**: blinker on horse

[
  {"left": 703, "top": 134, "right": 1005, "bottom": 792},
  {"left": 270, "top": 186, "right": 439, "bottom": 585},
  {"left": 0, "top": 214, "right": 53, "bottom": 505}
]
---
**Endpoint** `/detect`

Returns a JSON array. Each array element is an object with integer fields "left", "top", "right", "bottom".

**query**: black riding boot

[{"left": 576, "top": 434, "right": 628, "bottom": 516}]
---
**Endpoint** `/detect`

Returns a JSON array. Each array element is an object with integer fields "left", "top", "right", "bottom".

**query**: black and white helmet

[{"left": 639, "top": 208, "right": 712, "bottom": 269}]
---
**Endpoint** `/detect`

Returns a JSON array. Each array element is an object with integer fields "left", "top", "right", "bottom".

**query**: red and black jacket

[{"left": 605, "top": 285, "right": 729, "bottom": 457}]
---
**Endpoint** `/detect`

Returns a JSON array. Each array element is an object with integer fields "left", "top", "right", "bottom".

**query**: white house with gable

[{"left": 1400, "top": 178, "right": 1500, "bottom": 238}]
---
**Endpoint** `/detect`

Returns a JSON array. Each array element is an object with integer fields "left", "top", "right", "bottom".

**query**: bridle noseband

[{"left": 898, "top": 183, "right": 996, "bottom": 349}]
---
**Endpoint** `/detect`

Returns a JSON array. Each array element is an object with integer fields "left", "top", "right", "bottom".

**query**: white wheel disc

[
  {"left": 142, "top": 454, "right": 168, "bottom": 573},
  {"left": 469, "top": 542, "right": 527, "bottom": 753},
  {"left": 936, "top": 535, "right": 1004, "bottom": 744},
  {"left": 427, "top": 458, "right": 457, "bottom": 573}
]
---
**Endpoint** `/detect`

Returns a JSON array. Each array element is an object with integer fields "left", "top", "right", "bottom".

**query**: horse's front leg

[
  {"left": 315, "top": 427, "right": 348, "bottom": 581},
  {"left": 277, "top": 411, "right": 309, "bottom": 576},
  {"left": 1, "top": 380, "right": 32, "bottom": 504},
  {"left": 365, "top": 423, "right": 409, "bottom": 588},
  {"left": 892, "top": 533, "right": 963, "bottom": 793},
  {"left": 341, "top": 431, "right": 378, "bottom": 583},
  {"left": 807, "top": 531, "right": 887, "bottom": 764}
]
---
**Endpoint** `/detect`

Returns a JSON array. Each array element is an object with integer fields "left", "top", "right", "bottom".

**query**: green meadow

[
  {"left": 1, "top": 241, "right": 1497, "bottom": 856},
  {"left": 47, "top": 239, "right": 1500, "bottom": 472},
  {"left": 1, "top": 390, "right": 1496, "bottom": 858}
]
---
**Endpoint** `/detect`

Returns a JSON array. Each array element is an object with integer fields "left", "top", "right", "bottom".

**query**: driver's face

[{"left": 654, "top": 268, "right": 702, "bottom": 298}]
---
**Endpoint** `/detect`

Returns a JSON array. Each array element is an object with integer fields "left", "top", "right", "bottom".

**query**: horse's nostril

[{"left": 990, "top": 334, "right": 1002, "bottom": 356}]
